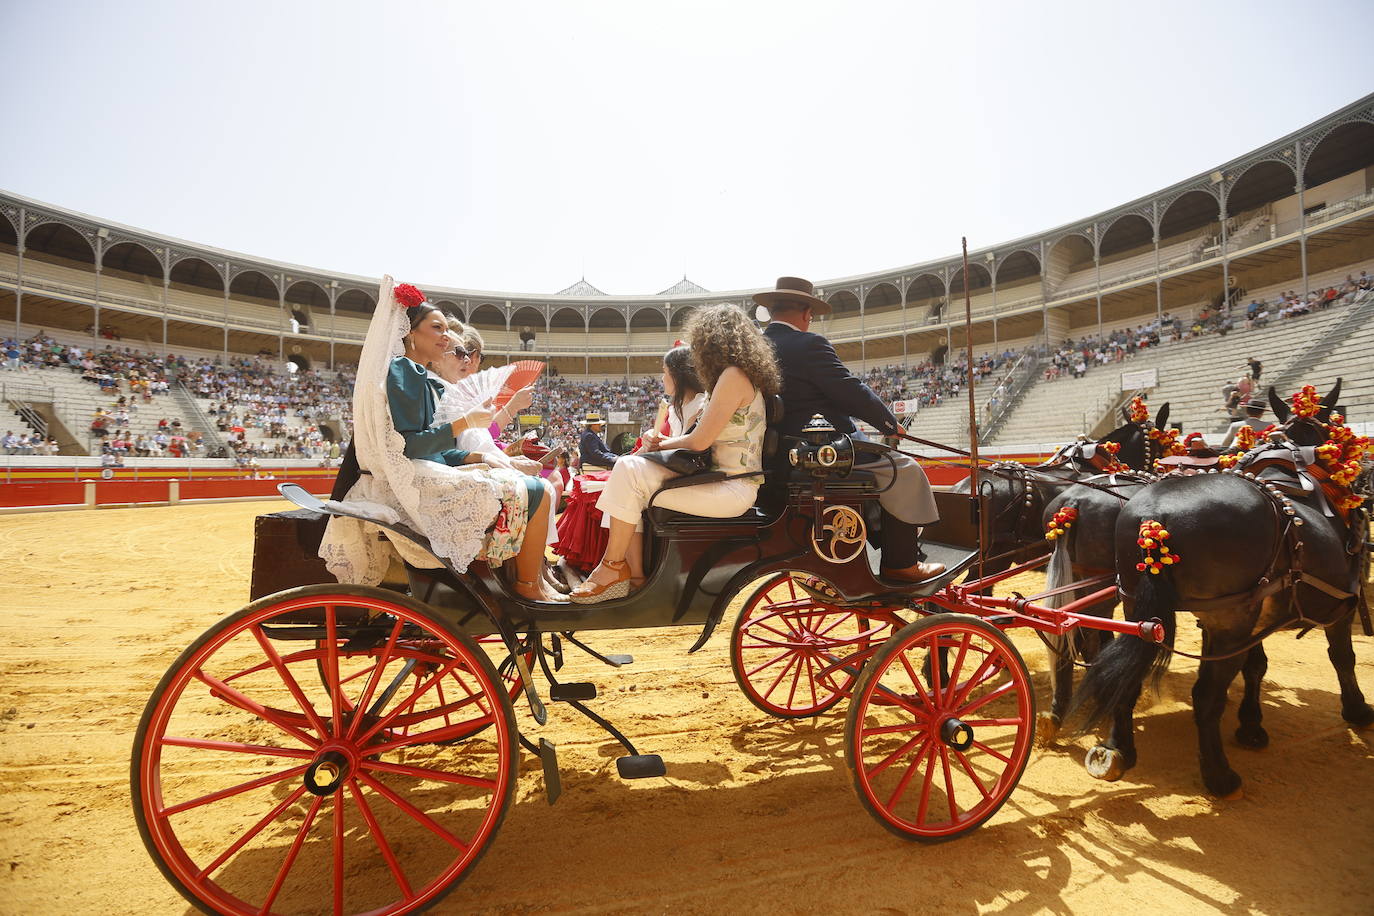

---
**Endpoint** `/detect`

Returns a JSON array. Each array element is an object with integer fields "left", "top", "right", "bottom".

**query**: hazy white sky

[{"left": 3, "top": 0, "right": 1371, "bottom": 296}]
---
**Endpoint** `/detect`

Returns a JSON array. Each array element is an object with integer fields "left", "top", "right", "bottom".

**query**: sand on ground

[{"left": 0, "top": 501, "right": 1371, "bottom": 915}]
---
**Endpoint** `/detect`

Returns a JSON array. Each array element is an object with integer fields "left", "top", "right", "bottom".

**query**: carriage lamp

[{"left": 789, "top": 414, "right": 856, "bottom": 478}]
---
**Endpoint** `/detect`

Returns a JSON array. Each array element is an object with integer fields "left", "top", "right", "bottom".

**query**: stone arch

[
  {"left": 550, "top": 306, "right": 585, "bottom": 331},
  {"left": 510, "top": 305, "right": 545, "bottom": 331},
  {"left": 1098, "top": 213, "right": 1153, "bottom": 260},
  {"left": 229, "top": 269, "right": 281, "bottom": 303},
  {"left": 169, "top": 255, "right": 226, "bottom": 294},
  {"left": 630, "top": 305, "right": 668, "bottom": 331},
  {"left": 1304, "top": 120, "right": 1374, "bottom": 189},
  {"left": 283, "top": 280, "right": 329, "bottom": 333},
  {"left": 669, "top": 306, "right": 696, "bottom": 330},
  {"left": 1158, "top": 189, "right": 1221, "bottom": 241},
  {"left": 1046, "top": 232, "right": 1095, "bottom": 273},
  {"left": 100, "top": 240, "right": 163, "bottom": 280},
  {"left": 905, "top": 272, "right": 946, "bottom": 323},
  {"left": 949, "top": 261, "right": 992, "bottom": 297},
  {"left": 467, "top": 303, "right": 506, "bottom": 330},
  {"left": 1226, "top": 159, "right": 1297, "bottom": 217},
  {"left": 827, "top": 289, "right": 861, "bottom": 317},
  {"left": 588, "top": 306, "right": 628, "bottom": 331},
  {"left": 0, "top": 209, "right": 17, "bottom": 249},
  {"left": 863, "top": 282, "right": 902, "bottom": 318},
  {"left": 287, "top": 353, "right": 311, "bottom": 373},
  {"left": 23, "top": 221, "right": 95, "bottom": 266},
  {"left": 994, "top": 249, "right": 1040, "bottom": 285},
  {"left": 336, "top": 287, "right": 376, "bottom": 315},
  {"left": 430, "top": 298, "right": 461, "bottom": 321}
]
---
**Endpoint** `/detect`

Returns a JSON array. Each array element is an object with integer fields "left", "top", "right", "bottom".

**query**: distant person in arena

[
  {"left": 578, "top": 412, "right": 619, "bottom": 469},
  {"left": 758, "top": 277, "right": 944, "bottom": 581}
]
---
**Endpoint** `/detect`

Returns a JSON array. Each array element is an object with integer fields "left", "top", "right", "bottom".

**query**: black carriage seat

[{"left": 647, "top": 394, "right": 785, "bottom": 533}]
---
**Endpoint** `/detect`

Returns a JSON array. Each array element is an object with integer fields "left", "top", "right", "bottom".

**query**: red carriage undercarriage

[{"left": 130, "top": 414, "right": 1173, "bottom": 916}]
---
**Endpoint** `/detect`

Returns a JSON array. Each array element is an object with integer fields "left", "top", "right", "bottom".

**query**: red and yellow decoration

[
  {"left": 1096, "top": 439, "right": 1130, "bottom": 474},
  {"left": 1309, "top": 410, "right": 1369, "bottom": 512},
  {"left": 1135, "top": 519, "right": 1180, "bottom": 575},
  {"left": 1149, "top": 426, "right": 1186, "bottom": 470},
  {"left": 1290, "top": 384, "right": 1321, "bottom": 419},
  {"left": 1128, "top": 396, "right": 1149, "bottom": 424},
  {"left": 1044, "top": 506, "right": 1078, "bottom": 541}
]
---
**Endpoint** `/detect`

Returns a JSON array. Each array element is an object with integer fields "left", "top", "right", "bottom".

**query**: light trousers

[{"left": 596, "top": 454, "right": 758, "bottom": 532}]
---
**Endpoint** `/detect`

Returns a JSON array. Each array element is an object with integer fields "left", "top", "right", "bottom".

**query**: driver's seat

[{"left": 647, "top": 394, "right": 784, "bottom": 533}]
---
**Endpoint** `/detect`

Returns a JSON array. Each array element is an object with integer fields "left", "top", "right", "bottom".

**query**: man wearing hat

[
  {"left": 578, "top": 412, "right": 619, "bottom": 470},
  {"left": 758, "top": 277, "right": 944, "bottom": 581},
  {"left": 1220, "top": 400, "right": 1268, "bottom": 448}
]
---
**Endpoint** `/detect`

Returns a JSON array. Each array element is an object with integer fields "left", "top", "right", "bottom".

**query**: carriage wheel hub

[
  {"left": 305, "top": 749, "right": 351, "bottom": 796},
  {"left": 940, "top": 716, "right": 975, "bottom": 751}
]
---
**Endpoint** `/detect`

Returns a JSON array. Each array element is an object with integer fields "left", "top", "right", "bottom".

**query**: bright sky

[{"left": 3, "top": 1, "right": 1371, "bottom": 296}]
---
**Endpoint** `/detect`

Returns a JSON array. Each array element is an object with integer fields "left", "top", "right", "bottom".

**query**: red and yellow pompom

[
  {"left": 1128, "top": 396, "right": 1149, "bottom": 424},
  {"left": 1044, "top": 506, "right": 1078, "bottom": 541},
  {"left": 1290, "top": 384, "right": 1321, "bottom": 418},
  {"left": 1149, "top": 426, "right": 1185, "bottom": 470},
  {"left": 1234, "top": 425, "right": 1258, "bottom": 451},
  {"left": 1135, "top": 519, "right": 1180, "bottom": 575},
  {"left": 1218, "top": 453, "right": 1240, "bottom": 469},
  {"left": 393, "top": 283, "right": 427, "bottom": 309},
  {"left": 1311, "top": 412, "right": 1369, "bottom": 498}
]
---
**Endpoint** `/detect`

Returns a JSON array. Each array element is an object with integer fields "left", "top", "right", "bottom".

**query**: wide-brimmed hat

[
  {"left": 581, "top": 412, "right": 606, "bottom": 425},
  {"left": 752, "top": 277, "right": 832, "bottom": 316},
  {"left": 1241, "top": 401, "right": 1266, "bottom": 415}
]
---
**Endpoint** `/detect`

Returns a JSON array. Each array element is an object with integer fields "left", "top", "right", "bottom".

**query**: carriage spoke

[
  {"left": 260, "top": 793, "right": 325, "bottom": 914},
  {"left": 355, "top": 657, "right": 464, "bottom": 746},
  {"left": 955, "top": 679, "right": 1017, "bottom": 718},
  {"left": 804, "top": 654, "right": 820, "bottom": 709},
  {"left": 193, "top": 670, "right": 319, "bottom": 748},
  {"left": 884, "top": 736, "right": 932, "bottom": 810},
  {"left": 344, "top": 617, "right": 405, "bottom": 741},
  {"left": 860, "top": 721, "right": 927, "bottom": 738},
  {"left": 762, "top": 652, "right": 801, "bottom": 701},
  {"left": 348, "top": 779, "right": 413, "bottom": 898},
  {"left": 970, "top": 739, "right": 1012, "bottom": 765},
  {"left": 943, "top": 633, "right": 972, "bottom": 705},
  {"left": 325, "top": 605, "right": 343, "bottom": 736},
  {"left": 947, "top": 652, "right": 999, "bottom": 710},
  {"left": 361, "top": 757, "right": 499, "bottom": 791},
  {"left": 866, "top": 731, "right": 928, "bottom": 780},
  {"left": 194, "top": 784, "right": 311, "bottom": 880},
  {"left": 356, "top": 772, "right": 470, "bottom": 851},
  {"left": 161, "top": 735, "right": 315, "bottom": 759},
  {"left": 897, "top": 650, "right": 935, "bottom": 709},
  {"left": 914, "top": 740, "right": 940, "bottom": 827},
  {"left": 250, "top": 625, "right": 331, "bottom": 739},
  {"left": 160, "top": 764, "right": 310, "bottom": 817},
  {"left": 952, "top": 747, "right": 993, "bottom": 801},
  {"left": 939, "top": 744, "right": 959, "bottom": 821},
  {"left": 333, "top": 789, "right": 345, "bottom": 916}
]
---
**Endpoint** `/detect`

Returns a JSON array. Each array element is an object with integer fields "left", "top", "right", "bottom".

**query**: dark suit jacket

[
  {"left": 764, "top": 322, "right": 899, "bottom": 438},
  {"left": 578, "top": 428, "right": 619, "bottom": 469}
]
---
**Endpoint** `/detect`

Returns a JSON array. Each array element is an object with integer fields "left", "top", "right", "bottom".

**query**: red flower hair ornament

[{"left": 394, "top": 283, "right": 427, "bottom": 310}]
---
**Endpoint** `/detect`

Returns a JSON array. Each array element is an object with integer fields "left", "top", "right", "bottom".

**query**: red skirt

[{"left": 554, "top": 471, "right": 610, "bottom": 571}]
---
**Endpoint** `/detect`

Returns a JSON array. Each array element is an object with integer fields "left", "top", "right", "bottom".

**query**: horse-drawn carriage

[{"left": 131, "top": 391, "right": 1369, "bottom": 916}]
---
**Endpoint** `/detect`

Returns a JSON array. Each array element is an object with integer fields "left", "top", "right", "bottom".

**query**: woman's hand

[
  {"left": 451, "top": 406, "right": 493, "bottom": 435},
  {"left": 640, "top": 431, "right": 663, "bottom": 452},
  {"left": 506, "top": 387, "right": 534, "bottom": 414}
]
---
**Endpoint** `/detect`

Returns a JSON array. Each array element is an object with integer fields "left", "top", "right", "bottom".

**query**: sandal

[
  {"left": 569, "top": 559, "right": 633, "bottom": 604},
  {"left": 513, "top": 576, "right": 570, "bottom": 604},
  {"left": 542, "top": 563, "right": 571, "bottom": 595}
]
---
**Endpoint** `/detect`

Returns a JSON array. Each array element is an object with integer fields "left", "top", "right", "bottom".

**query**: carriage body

[{"left": 133, "top": 428, "right": 1164, "bottom": 916}]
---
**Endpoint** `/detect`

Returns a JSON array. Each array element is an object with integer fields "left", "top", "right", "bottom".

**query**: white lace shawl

[{"left": 318, "top": 276, "right": 513, "bottom": 585}]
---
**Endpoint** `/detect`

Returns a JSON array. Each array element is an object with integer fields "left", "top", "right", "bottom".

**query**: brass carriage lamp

[{"left": 789, "top": 414, "right": 856, "bottom": 478}]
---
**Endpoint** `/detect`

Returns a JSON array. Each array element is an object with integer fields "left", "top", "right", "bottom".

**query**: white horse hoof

[{"left": 1085, "top": 744, "right": 1127, "bottom": 781}]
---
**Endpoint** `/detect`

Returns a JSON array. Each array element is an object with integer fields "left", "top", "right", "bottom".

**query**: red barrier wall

[
  {"left": 0, "top": 477, "right": 333, "bottom": 509},
  {"left": 0, "top": 482, "right": 87, "bottom": 507}
]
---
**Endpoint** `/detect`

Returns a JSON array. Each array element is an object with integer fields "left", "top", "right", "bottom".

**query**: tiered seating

[{"left": 15, "top": 364, "right": 188, "bottom": 452}]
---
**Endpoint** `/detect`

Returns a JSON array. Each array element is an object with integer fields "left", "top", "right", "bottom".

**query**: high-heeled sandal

[
  {"left": 513, "top": 577, "right": 570, "bottom": 604},
  {"left": 569, "top": 559, "right": 633, "bottom": 604}
]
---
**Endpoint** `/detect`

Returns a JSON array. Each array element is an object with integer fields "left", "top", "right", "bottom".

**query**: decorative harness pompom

[
  {"left": 1044, "top": 506, "right": 1077, "bottom": 541},
  {"left": 1136, "top": 519, "right": 1179, "bottom": 574}
]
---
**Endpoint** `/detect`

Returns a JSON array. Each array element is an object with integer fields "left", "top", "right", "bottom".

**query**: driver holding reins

[{"left": 758, "top": 277, "right": 945, "bottom": 581}]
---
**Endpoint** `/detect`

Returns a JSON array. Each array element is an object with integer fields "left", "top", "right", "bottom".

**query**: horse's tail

[
  {"left": 1069, "top": 517, "right": 1178, "bottom": 732},
  {"left": 1042, "top": 509, "right": 1078, "bottom": 659}
]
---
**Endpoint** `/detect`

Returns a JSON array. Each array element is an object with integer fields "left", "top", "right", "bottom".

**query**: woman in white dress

[{"left": 570, "top": 304, "right": 779, "bottom": 603}]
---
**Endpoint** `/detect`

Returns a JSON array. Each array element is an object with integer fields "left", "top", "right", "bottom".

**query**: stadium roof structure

[
  {"left": 658, "top": 276, "right": 710, "bottom": 296},
  {"left": 554, "top": 278, "right": 607, "bottom": 297}
]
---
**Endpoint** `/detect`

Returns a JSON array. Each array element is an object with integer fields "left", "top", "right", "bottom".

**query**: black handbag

[{"left": 640, "top": 447, "right": 712, "bottom": 476}]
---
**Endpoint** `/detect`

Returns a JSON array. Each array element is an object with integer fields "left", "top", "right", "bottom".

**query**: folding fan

[{"left": 434, "top": 360, "right": 545, "bottom": 423}]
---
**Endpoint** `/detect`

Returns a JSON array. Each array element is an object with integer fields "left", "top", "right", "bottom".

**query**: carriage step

[
  {"left": 616, "top": 754, "right": 666, "bottom": 779},
  {"left": 549, "top": 682, "right": 598, "bottom": 702},
  {"left": 539, "top": 738, "right": 562, "bottom": 805},
  {"left": 602, "top": 654, "right": 633, "bottom": 667}
]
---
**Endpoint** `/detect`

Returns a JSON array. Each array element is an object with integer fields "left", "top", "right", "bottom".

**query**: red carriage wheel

[
  {"left": 731, "top": 572, "right": 893, "bottom": 718},
  {"left": 845, "top": 614, "right": 1034, "bottom": 841},
  {"left": 133, "top": 585, "right": 518, "bottom": 916}
]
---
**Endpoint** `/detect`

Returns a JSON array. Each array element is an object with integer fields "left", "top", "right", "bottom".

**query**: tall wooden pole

[{"left": 962, "top": 237, "right": 984, "bottom": 581}]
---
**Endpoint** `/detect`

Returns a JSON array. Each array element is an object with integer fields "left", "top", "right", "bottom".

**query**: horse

[{"left": 1070, "top": 379, "right": 1372, "bottom": 798}]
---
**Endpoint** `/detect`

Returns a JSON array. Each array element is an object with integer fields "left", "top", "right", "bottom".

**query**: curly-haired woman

[{"left": 570, "top": 304, "right": 780, "bottom": 603}]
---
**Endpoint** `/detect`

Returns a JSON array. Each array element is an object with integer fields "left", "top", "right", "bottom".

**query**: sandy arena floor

[{"left": 0, "top": 501, "right": 1371, "bottom": 915}]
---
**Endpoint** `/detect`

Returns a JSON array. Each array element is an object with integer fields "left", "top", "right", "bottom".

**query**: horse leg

[
  {"left": 1326, "top": 619, "right": 1374, "bottom": 727},
  {"left": 1192, "top": 651, "right": 1248, "bottom": 798},
  {"left": 1234, "top": 644, "right": 1269, "bottom": 749},
  {"left": 1084, "top": 676, "right": 1141, "bottom": 781}
]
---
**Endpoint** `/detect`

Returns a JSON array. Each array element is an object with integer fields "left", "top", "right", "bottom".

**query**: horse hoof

[
  {"left": 1342, "top": 703, "right": 1374, "bottom": 729},
  {"left": 1234, "top": 725, "right": 1269, "bottom": 749},
  {"left": 1034, "top": 713, "right": 1061, "bottom": 747},
  {"left": 1084, "top": 744, "right": 1127, "bottom": 781},
  {"left": 1220, "top": 786, "right": 1245, "bottom": 802}
]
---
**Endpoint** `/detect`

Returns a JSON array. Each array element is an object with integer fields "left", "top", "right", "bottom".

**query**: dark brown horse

[{"left": 1071, "top": 380, "right": 1371, "bottom": 797}]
